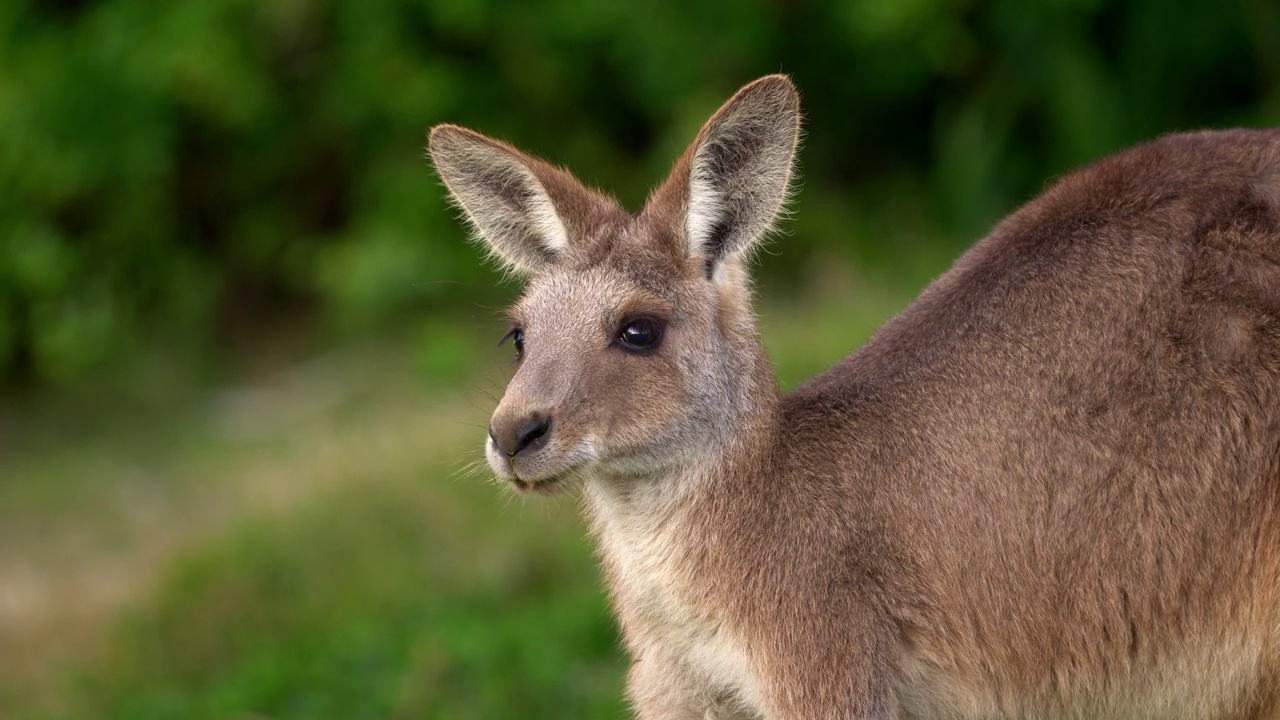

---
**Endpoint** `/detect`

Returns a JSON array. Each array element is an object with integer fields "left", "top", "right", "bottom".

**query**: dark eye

[
  {"left": 500, "top": 327, "right": 525, "bottom": 359},
  {"left": 616, "top": 318, "right": 664, "bottom": 352}
]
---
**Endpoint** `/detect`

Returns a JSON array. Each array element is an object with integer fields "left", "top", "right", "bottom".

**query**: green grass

[
  {"left": 2, "top": 273, "right": 920, "bottom": 719},
  {"left": 70, "top": 484, "right": 625, "bottom": 719}
]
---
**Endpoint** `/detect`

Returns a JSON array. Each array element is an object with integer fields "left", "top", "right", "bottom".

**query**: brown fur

[{"left": 429, "top": 76, "right": 1280, "bottom": 718}]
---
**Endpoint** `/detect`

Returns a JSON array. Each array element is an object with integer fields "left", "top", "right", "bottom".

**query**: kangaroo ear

[
  {"left": 649, "top": 75, "right": 802, "bottom": 282},
  {"left": 429, "top": 125, "right": 598, "bottom": 274}
]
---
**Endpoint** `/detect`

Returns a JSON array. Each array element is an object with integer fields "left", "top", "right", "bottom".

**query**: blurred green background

[{"left": 1, "top": 0, "right": 1276, "bottom": 717}]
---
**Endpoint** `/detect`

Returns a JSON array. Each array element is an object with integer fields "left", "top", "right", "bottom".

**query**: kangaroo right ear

[
  {"left": 429, "top": 125, "right": 593, "bottom": 274},
  {"left": 645, "top": 75, "right": 801, "bottom": 284}
]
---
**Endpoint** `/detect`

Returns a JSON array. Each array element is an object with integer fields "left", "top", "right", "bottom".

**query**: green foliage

[{"left": 1, "top": 0, "right": 1277, "bottom": 382}]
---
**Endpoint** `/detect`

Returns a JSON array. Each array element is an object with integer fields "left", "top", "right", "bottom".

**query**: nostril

[{"left": 513, "top": 414, "right": 551, "bottom": 455}]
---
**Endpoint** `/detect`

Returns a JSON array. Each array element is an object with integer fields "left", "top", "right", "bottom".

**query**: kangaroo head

[{"left": 429, "top": 76, "right": 801, "bottom": 493}]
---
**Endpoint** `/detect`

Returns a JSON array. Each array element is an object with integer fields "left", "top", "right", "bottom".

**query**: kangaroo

[{"left": 428, "top": 75, "right": 1280, "bottom": 718}]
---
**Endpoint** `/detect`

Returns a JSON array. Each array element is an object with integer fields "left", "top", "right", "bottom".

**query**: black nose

[
  {"left": 490, "top": 413, "right": 552, "bottom": 456},
  {"left": 514, "top": 414, "right": 551, "bottom": 455}
]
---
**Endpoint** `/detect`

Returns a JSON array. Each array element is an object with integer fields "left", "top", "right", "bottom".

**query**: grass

[{"left": 0, "top": 267, "right": 922, "bottom": 719}]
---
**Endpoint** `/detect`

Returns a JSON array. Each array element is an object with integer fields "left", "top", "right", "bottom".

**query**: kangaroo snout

[
  {"left": 489, "top": 412, "right": 552, "bottom": 457},
  {"left": 486, "top": 403, "right": 573, "bottom": 490}
]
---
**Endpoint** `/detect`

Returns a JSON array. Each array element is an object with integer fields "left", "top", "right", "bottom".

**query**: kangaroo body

[{"left": 430, "top": 77, "right": 1280, "bottom": 718}]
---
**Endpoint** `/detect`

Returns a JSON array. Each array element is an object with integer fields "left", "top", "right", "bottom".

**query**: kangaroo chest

[{"left": 590, "top": 491, "right": 762, "bottom": 712}]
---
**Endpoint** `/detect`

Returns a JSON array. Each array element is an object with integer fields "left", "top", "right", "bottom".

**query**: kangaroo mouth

[
  {"left": 489, "top": 438, "right": 593, "bottom": 495},
  {"left": 501, "top": 445, "right": 592, "bottom": 495},
  {"left": 510, "top": 473, "right": 569, "bottom": 495},
  {"left": 508, "top": 455, "right": 570, "bottom": 494}
]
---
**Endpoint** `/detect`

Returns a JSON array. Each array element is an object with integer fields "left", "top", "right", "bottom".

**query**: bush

[
  {"left": 63, "top": 481, "right": 626, "bottom": 719},
  {"left": 1, "top": 0, "right": 1276, "bottom": 382}
]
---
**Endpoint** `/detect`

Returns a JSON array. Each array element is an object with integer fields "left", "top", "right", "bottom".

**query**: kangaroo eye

[
  {"left": 616, "top": 318, "right": 664, "bottom": 352},
  {"left": 500, "top": 327, "right": 525, "bottom": 359}
]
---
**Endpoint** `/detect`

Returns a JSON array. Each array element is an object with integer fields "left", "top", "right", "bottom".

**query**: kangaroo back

[{"left": 780, "top": 128, "right": 1280, "bottom": 718}]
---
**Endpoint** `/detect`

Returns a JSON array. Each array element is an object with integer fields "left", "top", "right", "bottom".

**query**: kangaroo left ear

[
  {"left": 429, "top": 125, "right": 616, "bottom": 275},
  {"left": 646, "top": 75, "right": 802, "bottom": 283}
]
